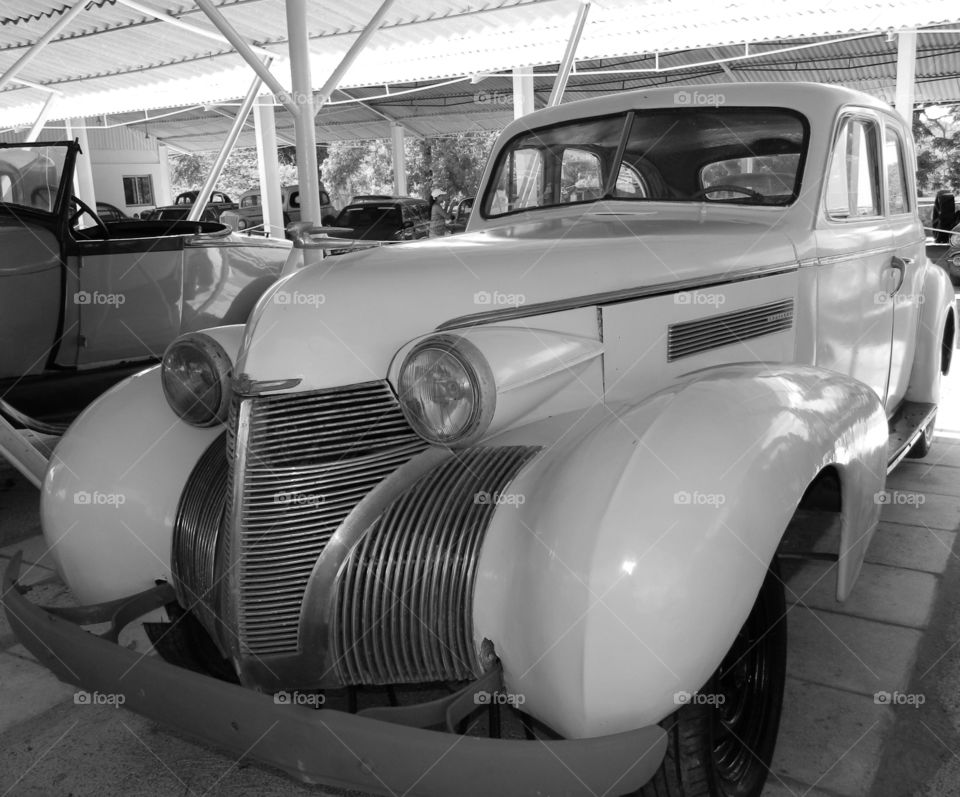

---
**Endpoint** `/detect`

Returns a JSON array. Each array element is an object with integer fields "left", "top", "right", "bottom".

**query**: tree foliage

[
  {"left": 913, "top": 106, "right": 960, "bottom": 194},
  {"left": 169, "top": 146, "right": 319, "bottom": 200},
  {"left": 320, "top": 132, "right": 498, "bottom": 208}
]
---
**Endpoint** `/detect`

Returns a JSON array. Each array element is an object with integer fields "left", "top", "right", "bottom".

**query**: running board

[
  {"left": 887, "top": 401, "right": 936, "bottom": 473},
  {"left": 0, "top": 414, "right": 51, "bottom": 489}
]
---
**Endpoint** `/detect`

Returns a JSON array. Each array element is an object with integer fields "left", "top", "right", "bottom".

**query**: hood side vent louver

[{"left": 667, "top": 298, "right": 794, "bottom": 362}]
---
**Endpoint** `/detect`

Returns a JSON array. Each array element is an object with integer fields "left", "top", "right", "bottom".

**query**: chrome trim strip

[
  {"left": 435, "top": 262, "right": 799, "bottom": 330},
  {"left": 815, "top": 246, "right": 897, "bottom": 266}
]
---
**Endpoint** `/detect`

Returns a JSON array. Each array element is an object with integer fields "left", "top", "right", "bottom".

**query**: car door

[
  {"left": 883, "top": 120, "right": 925, "bottom": 413},
  {"left": 814, "top": 111, "right": 896, "bottom": 406},
  {"left": 65, "top": 232, "right": 184, "bottom": 366}
]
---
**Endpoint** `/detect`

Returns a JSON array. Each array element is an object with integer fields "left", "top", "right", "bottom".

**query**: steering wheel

[
  {"left": 70, "top": 195, "right": 110, "bottom": 238},
  {"left": 691, "top": 184, "right": 764, "bottom": 201}
]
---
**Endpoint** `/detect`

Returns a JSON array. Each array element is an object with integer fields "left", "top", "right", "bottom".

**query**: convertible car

[
  {"left": 3, "top": 84, "right": 955, "bottom": 797},
  {"left": 0, "top": 141, "right": 289, "bottom": 420}
]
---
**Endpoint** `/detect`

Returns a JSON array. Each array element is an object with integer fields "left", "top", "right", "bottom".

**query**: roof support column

[
  {"left": 547, "top": 1, "right": 590, "bottom": 107},
  {"left": 25, "top": 93, "right": 59, "bottom": 142},
  {"left": 286, "top": 0, "right": 322, "bottom": 241},
  {"left": 895, "top": 28, "right": 917, "bottom": 124},
  {"left": 392, "top": 123, "right": 407, "bottom": 197},
  {"left": 254, "top": 95, "right": 285, "bottom": 238},
  {"left": 65, "top": 117, "right": 96, "bottom": 214},
  {"left": 156, "top": 144, "right": 172, "bottom": 206},
  {"left": 188, "top": 68, "right": 265, "bottom": 222},
  {"left": 0, "top": 1, "right": 88, "bottom": 93},
  {"left": 512, "top": 66, "right": 535, "bottom": 119}
]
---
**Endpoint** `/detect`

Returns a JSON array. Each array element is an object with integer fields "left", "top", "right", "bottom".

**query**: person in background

[{"left": 430, "top": 187, "right": 447, "bottom": 237}]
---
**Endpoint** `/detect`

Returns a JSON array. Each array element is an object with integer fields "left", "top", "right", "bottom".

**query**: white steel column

[
  {"left": 895, "top": 28, "right": 918, "bottom": 124},
  {"left": 66, "top": 117, "right": 96, "bottom": 212},
  {"left": 512, "top": 66, "right": 535, "bottom": 119},
  {"left": 392, "top": 123, "right": 407, "bottom": 197},
  {"left": 189, "top": 70, "right": 265, "bottom": 222},
  {"left": 286, "top": 0, "right": 322, "bottom": 234},
  {"left": 547, "top": 1, "right": 591, "bottom": 107},
  {"left": 255, "top": 95, "right": 284, "bottom": 237},
  {"left": 156, "top": 144, "right": 172, "bottom": 206},
  {"left": 25, "top": 92, "right": 59, "bottom": 141},
  {"left": 0, "top": 1, "right": 88, "bottom": 92}
]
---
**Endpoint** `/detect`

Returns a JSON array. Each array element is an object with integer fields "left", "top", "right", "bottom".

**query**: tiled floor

[{"left": 3, "top": 360, "right": 960, "bottom": 796}]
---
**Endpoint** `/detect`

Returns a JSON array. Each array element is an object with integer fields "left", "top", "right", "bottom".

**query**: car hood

[{"left": 238, "top": 212, "right": 799, "bottom": 391}]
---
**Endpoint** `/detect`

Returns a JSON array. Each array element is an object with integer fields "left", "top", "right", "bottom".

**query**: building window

[{"left": 123, "top": 175, "right": 154, "bottom": 206}]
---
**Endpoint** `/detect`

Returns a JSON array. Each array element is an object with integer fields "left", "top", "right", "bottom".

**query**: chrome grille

[
  {"left": 333, "top": 445, "right": 540, "bottom": 685},
  {"left": 667, "top": 298, "right": 794, "bottom": 362},
  {"left": 233, "top": 381, "right": 425, "bottom": 656},
  {"left": 172, "top": 433, "right": 228, "bottom": 634}
]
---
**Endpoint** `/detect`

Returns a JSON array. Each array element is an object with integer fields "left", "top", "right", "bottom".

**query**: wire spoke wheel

[{"left": 636, "top": 560, "right": 786, "bottom": 797}]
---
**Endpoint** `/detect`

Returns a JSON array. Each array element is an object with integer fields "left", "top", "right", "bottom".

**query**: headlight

[
  {"left": 397, "top": 334, "right": 495, "bottom": 446},
  {"left": 161, "top": 334, "right": 232, "bottom": 427},
  {"left": 950, "top": 230, "right": 960, "bottom": 248},
  {"left": 238, "top": 219, "right": 247, "bottom": 230}
]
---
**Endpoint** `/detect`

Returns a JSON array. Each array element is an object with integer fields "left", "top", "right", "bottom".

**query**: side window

[
  {"left": 613, "top": 163, "right": 647, "bottom": 199},
  {"left": 319, "top": 191, "right": 331, "bottom": 206},
  {"left": 825, "top": 117, "right": 881, "bottom": 219},
  {"left": 884, "top": 125, "right": 909, "bottom": 215},
  {"left": 561, "top": 148, "right": 602, "bottom": 203}
]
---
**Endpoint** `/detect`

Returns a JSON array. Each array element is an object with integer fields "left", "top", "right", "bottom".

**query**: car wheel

[
  {"left": 634, "top": 560, "right": 786, "bottom": 797},
  {"left": 907, "top": 413, "right": 936, "bottom": 459}
]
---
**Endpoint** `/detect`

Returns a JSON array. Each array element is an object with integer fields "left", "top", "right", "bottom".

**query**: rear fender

[
  {"left": 473, "top": 364, "right": 887, "bottom": 738},
  {"left": 906, "top": 260, "right": 956, "bottom": 403}
]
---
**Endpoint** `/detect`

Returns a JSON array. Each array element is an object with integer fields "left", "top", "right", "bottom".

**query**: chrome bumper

[{"left": 1, "top": 556, "right": 666, "bottom": 796}]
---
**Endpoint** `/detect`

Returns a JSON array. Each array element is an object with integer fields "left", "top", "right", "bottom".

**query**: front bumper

[{"left": 2, "top": 556, "right": 666, "bottom": 796}]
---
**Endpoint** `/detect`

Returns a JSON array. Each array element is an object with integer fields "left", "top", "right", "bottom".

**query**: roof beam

[
  {"left": 335, "top": 88, "right": 425, "bottom": 139},
  {"left": 209, "top": 105, "right": 297, "bottom": 147},
  {"left": 194, "top": 0, "right": 299, "bottom": 115},
  {"left": 548, "top": 1, "right": 590, "bottom": 106},
  {"left": 0, "top": 1, "right": 90, "bottom": 93},
  {"left": 115, "top": 0, "right": 277, "bottom": 61}
]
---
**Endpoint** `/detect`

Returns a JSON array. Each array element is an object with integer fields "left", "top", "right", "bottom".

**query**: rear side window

[
  {"left": 825, "top": 117, "right": 881, "bottom": 219},
  {"left": 884, "top": 125, "right": 909, "bottom": 215}
]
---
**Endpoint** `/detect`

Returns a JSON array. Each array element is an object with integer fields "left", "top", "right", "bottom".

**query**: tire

[
  {"left": 634, "top": 561, "right": 786, "bottom": 797},
  {"left": 907, "top": 413, "right": 936, "bottom": 459}
]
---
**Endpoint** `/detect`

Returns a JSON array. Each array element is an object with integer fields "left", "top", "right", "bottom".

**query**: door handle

[{"left": 889, "top": 256, "right": 911, "bottom": 292}]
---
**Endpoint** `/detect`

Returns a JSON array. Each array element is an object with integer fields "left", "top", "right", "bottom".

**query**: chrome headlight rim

[
  {"left": 949, "top": 228, "right": 960, "bottom": 249},
  {"left": 397, "top": 333, "right": 496, "bottom": 447},
  {"left": 161, "top": 333, "right": 233, "bottom": 427}
]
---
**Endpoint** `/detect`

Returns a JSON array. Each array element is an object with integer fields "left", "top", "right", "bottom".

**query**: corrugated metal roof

[{"left": 3, "top": 1, "right": 960, "bottom": 147}]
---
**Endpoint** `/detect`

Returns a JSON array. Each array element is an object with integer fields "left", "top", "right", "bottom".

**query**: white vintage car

[{"left": 4, "top": 83, "right": 955, "bottom": 797}]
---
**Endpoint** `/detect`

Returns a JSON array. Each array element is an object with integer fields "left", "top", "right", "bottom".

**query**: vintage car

[
  {"left": 331, "top": 195, "right": 431, "bottom": 243},
  {"left": 219, "top": 183, "right": 337, "bottom": 233},
  {"left": 143, "top": 189, "right": 237, "bottom": 223},
  {"left": 446, "top": 195, "right": 475, "bottom": 234},
  {"left": 4, "top": 83, "right": 956, "bottom": 797},
  {"left": 0, "top": 141, "right": 290, "bottom": 421}
]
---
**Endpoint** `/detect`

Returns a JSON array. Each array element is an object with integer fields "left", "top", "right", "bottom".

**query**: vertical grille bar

[{"left": 333, "top": 445, "right": 540, "bottom": 685}]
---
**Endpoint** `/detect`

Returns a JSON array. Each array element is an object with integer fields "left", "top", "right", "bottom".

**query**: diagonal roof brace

[{"left": 0, "top": 1, "right": 91, "bottom": 93}]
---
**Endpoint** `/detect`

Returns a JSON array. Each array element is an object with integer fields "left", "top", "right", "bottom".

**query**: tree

[{"left": 169, "top": 147, "right": 303, "bottom": 199}]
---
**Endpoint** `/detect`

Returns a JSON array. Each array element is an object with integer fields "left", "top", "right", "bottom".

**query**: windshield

[
  {"left": 483, "top": 107, "right": 808, "bottom": 216},
  {"left": 0, "top": 144, "right": 68, "bottom": 213}
]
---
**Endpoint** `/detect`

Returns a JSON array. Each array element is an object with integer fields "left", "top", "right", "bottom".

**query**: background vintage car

[
  {"left": 142, "top": 189, "right": 237, "bottom": 222},
  {"left": 0, "top": 142, "right": 290, "bottom": 423},
  {"left": 330, "top": 195, "right": 431, "bottom": 244},
  {"left": 218, "top": 183, "right": 337, "bottom": 233},
  {"left": 446, "top": 195, "right": 474, "bottom": 233},
  {"left": 7, "top": 84, "right": 956, "bottom": 797}
]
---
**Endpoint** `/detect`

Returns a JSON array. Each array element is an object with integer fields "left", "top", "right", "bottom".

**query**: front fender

[
  {"left": 473, "top": 364, "right": 887, "bottom": 739},
  {"left": 41, "top": 325, "right": 245, "bottom": 604}
]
